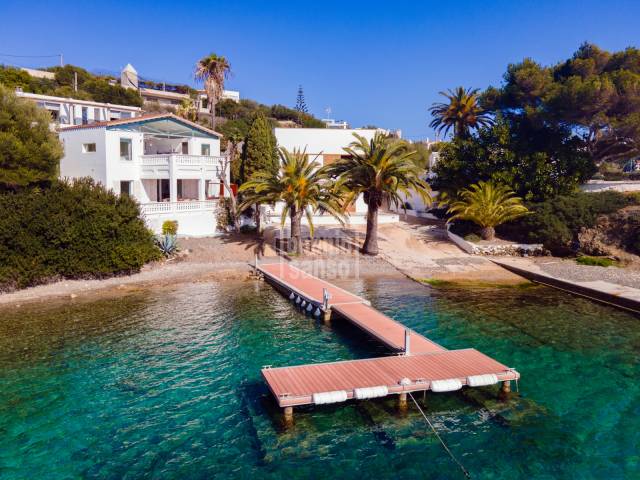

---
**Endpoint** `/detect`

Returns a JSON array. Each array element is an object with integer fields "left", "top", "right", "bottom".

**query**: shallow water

[{"left": 0, "top": 277, "right": 638, "bottom": 479}]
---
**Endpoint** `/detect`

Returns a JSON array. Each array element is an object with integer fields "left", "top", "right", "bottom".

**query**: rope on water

[{"left": 408, "top": 392, "right": 472, "bottom": 479}]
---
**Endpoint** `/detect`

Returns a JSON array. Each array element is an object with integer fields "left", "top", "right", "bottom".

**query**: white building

[
  {"left": 271, "top": 128, "right": 399, "bottom": 225},
  {"left": 15, "top": 90, "right": 142, "bottom": 126},
  {"left": 58, "top": 113, "right": 229, "bottom": 236},
  {"left": 120, "top": 63, "right": 239, "bottom": 115}
]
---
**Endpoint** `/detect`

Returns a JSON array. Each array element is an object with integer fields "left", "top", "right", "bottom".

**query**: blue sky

[{"left": 1, "top": 0, "right": 639, "bottom": 139}]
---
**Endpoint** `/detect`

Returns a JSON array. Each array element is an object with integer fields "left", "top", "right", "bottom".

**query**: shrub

[
  {"left": 0, "top": 85, "right": 63, "bottom": 191},
  {"left": 576, "top": 256, "right": 617, "bottom": 267},
  {"left": 216, "top": 197, "right": 233, "bottom": 229},
  {"left": 0, "top": 178, "right": 160, "bottom": 291},
  {"left": 464, "top": 233, "right": 482, "bottom": 243},
  {"left": 162, "top": 220, "right": 178, "bottom": 235},
  {"left": 499, "top": 191, "right": 631, "bottom": 255}
]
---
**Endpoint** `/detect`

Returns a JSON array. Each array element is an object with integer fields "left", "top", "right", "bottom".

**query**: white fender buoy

[
  {"left": 295, "top": 296, "right": 301, "bottom": 304},
  {"left": 301, "top": 300, "right": 307, "bottom": 308},
  {"left": 289, "top": 292, "right": 295, "bottom": 300},
  {"left": 354, "top": 385, "right": 388, "bottom": 399},
  {"left": 430, "top": 379, "right": 463, "bottom": 392},
  {"left": 314, "top": 308, "right": 321, "bottom": 317},
  {"left": 313, "top": 390, "right": 348, "bottom": 405},
  {"left": 306, "top": 303, "right": 313, "bottom": 312}
]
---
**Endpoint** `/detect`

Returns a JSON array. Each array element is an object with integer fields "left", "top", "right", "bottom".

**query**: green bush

[
  {"left": 0, "top": 178, "right": 160, "bottom": 291},
  {"left": 0, "top": 85, "right": 63, "bottom": 191},
  {"left": 0, "top": 64, "right": 143, "bottom": 107},
  {"left": 162, "top": 220, "right": 178, "bottom": 235},
  {"left": 576, "top": 256, "right": 617, "bottom": 267},
  {"left": 498, "top": 191, "right": 631, "bottom": 255},
  {"left": 464, "top": 233, "right": 482, "bottom": 243}
]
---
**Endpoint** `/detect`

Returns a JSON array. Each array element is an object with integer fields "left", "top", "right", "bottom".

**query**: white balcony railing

[
  {"left": 140, "top": 154, "right": 225, "bottom": 167},
  {"left": 140, "top": 200, "right": 218, "bottom": 215}
]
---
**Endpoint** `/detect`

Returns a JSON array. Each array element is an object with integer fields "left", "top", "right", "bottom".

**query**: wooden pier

[{"left": 257, "top": 261, "right": 519, "bottom": 418}]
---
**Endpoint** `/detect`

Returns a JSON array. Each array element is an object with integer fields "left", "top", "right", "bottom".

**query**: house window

[
  {"left": 181, "top": 142, "right": 189, "bottom": 154},
  {"left": 201, "top": 98, "right": 208, "bottom": 110},
  {"left": 201, "top": 144, "right": 210, "bottom": 156},
  {"left": 120, "top": 180, "right": 132, "bottom": 196},
  {"left": 82, "top": 143, "right": 96, "bottom": 153},
  {"left": 94, "top": 108, "right": 100, "bottom": 123},
  {"left": 120, "top": 138, "right": 132, "bottom": 161},
  {"left": 81, "top": 107, "right": 88, "bottom": 125},
  {"left": 177, "top": 179, "right": 183, "bottom": 198}
]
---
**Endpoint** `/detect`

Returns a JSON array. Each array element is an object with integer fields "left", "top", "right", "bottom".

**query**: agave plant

[
  {"left": 155, "top": 234, "right": 178, "bottom": 257},
  {"left": 447, "top": 181, "right": 529, "bottom": 240}
]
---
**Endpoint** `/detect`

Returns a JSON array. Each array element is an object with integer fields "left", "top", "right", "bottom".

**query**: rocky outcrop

[{"left": 578, "top": 207, "right": 640, "bottom": 259}]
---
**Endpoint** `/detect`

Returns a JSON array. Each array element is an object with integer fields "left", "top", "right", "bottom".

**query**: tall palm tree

[
  {"left": 194, "top": 53, "right": 231, "bottom": 129},
  {"left": 429, "top": 87, "right": 493, "bottom": 139},
  {"left": 446, "top": 181, "right": 529, "bottom": 240},
  {"left": 327, "top": 133, "right": 432, "bottom": 256},
  {"left": 239, "top": 147, "right": 345, "bottom": 255}
]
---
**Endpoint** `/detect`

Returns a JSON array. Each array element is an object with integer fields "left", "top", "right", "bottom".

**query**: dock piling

[
  {"left": 398, "top": 392, "right": 408, "bottom": 411},
  {"left": 283, "top": 406, "right": 294, "bottom": 424},
  {"left": 500, "top": 380, "right": 511, "bottom": 396}
]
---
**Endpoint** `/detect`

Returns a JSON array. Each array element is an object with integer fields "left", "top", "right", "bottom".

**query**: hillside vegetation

[{"left": 0, "top": 64, "right": 143, "bottom": 107}]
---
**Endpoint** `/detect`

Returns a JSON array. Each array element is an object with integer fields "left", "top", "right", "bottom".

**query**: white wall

[
  {"left": 144, "top": 209, "right": 219, "bottom": 236},
  {"left": 274, "top": 128, "right": 379, "bottom": 158},
  {"left": 105, "top": 130, "right": 143, "bottom": 195},
  {"left": 581, "top": 180, "right": 640, "bottom": 193},
  {"left": 59, "top": 128, "right": 108, "bottom": 184}
]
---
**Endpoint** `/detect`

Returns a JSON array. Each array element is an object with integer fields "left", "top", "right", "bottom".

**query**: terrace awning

[{"left": 107, "top": 117, "right": 217, "bottom": 139}]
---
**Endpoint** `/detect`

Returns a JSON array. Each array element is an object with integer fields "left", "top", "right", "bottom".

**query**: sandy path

[{"left": 353, "top": 220, "right": 525, "bottom": 285}]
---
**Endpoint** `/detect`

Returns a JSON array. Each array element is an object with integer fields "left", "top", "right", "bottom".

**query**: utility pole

[{"left": 73, "top": 72, "right": 78, "bottom": 92}]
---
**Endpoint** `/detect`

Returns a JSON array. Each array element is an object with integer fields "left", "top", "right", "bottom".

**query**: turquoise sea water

[{"left": 0, "top": 277, "right": 638, "bottom": 479}]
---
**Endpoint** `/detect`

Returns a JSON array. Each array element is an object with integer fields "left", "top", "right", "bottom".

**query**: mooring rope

[{"left": 408, "top": 392, "right": 472, "bottom": 479}]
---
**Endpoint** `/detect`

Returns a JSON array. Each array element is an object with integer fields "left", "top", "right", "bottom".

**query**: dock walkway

[{"left": 257, "top": 261, "right": 519, "bottom": 417}]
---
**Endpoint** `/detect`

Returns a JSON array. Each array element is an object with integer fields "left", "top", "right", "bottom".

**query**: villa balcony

[
  {"left": 140, "top": 199, "right": 219, "bottom": 216},
  {"left": 139, "top": 154, "right": 226, "bottom": 178}
]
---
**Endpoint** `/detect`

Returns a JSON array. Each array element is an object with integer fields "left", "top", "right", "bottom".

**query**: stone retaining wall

[{"left": 447, "top": 228, "right": 544, "bottom": 256}]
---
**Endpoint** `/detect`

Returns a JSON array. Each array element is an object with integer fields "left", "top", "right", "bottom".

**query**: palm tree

[
  {"left": 194, "top": 53, "right": 231, "bottom": 129},
  {"left": 327, "top": 133, "right": 432, "bottom": 256},
  {"left": 239, "top": 147, "right": 345, "bottom": 255},
  {"left": 429, "top": 87, "right": 492, "bottom": 139},
  {"left": 176, "top": 97, "right": 197, "bottom": 122},
  {"left": 446, "top": 181, "right": 529, "bottom": 240}
]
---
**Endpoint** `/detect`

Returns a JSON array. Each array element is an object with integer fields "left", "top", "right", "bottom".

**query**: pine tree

[
  {"left": 240, "top": 112, "right": 278, "bottom": 184},
  {"left": 295, "top": 85, "right": 308, "bottom": 113}
]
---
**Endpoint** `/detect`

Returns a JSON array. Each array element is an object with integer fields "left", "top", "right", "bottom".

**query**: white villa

[
  {"left": 15, "top": 90, "right": 142, "bottom": 126},
  {"left": 271, "top": 127, "right": 400, "bottom": 225},
  {"left": 58, "top": 113, "right": 229, "bottom": 236}
]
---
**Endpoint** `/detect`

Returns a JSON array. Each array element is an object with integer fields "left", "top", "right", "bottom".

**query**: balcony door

[
  {"left": 181, "top": 142, "right": 189, "bottom": 154},
  {"left": 156, "top": 179, "right": 170, "bottom": 201}
]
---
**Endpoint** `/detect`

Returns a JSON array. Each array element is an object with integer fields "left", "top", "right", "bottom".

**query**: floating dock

[{"left": 257, "top": 261, "right": 519, "bottom": 419}]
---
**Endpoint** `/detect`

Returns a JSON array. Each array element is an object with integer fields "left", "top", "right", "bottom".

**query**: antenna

[{"left": 325, "top": 106, "right": 331, "bottom": 119}]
